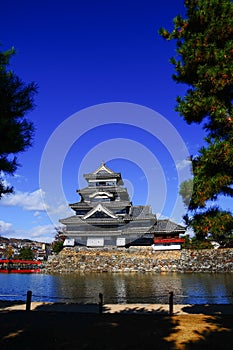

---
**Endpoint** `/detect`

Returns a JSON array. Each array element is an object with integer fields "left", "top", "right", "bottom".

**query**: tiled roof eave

[
  {"left": 77, "top": 187, "right": 128, "bottom": 193},
  {"left": 84, "top": 172, "right": 121, "bottom": 177},
  {"left": 154, "top": 229, "right": 186, "bottom": 233},
  {"left": 84, "top": 219, "right": 124, "bottom": 224},
  {"left": 65, "top": 231, "right": 150, "bottom": 237},
  {"left": 70, "top": 201, "right": 131, "bottom": 208}
]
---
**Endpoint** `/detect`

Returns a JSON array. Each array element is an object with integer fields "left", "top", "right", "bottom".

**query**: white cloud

[
  {"left": 0, "top": 171, "right": 27, "bottom": 188},
  {"left": 0, "top": 188, "right": 73, "bottom": 224},
  {"left": 11, "top": 173, "right": 27, "bottom": 181},
  {"left": 33, "top": 211, "right": 42, "bottom": 217},
  {"left": 176, "top": 159, "right": 192, "bottom": 171},
  {"left": 0, "top": 188, "right": 71, "bottom": 242},
  {"left": 0, "top": 220, "right": 15, "bottom": 236},
  {"left": 0, "top": 171, "right": 12, "bottom": 188},
  {"left": 28, "top": 224, "right": 57, "bottom": 242},
  {"left": 0, "top": 219, "right": 57, "bottom": 243},
  {"left": 46, "top": 204, "right": 73, "bottom": 226},
  {"left": 1, "top": 189, "right": 47, "bottom": 211},
  {"left": 48, "top": 204, "right": 72, "bottom": 217}
]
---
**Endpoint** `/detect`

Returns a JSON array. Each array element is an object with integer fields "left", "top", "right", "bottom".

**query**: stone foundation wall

[{"left": 44, "top": 247, "right": 233, "bottom": 273}]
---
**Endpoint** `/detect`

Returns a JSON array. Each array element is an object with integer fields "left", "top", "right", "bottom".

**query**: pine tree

[
  {"left": 0, "top": 47, "right": 37, "bottom": 197},
  {"left": 160, "top": 0, "right": 233, "bottom": 242},
  {"left": 18, "top": 246, "right": 34, "bottom": 260}
]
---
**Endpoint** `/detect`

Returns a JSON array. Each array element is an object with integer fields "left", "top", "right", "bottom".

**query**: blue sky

[{"left": 0, "top": 0, "right": 209, "bottom": 242}]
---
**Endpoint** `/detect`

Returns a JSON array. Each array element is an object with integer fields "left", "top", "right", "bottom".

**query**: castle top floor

[{"left": 83, "top": 162, "right": 123, "bottom": 187}]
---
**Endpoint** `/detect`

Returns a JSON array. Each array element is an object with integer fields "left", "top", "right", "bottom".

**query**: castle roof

[
  {"left": 59, "top": 163, "right": 186, "bottom": 247},
  {"left": 69, "top": 201, "right": 131, "bottom": 210},
  {"left": 155, "top": 219, "right": 186, "bottom": 233},
  {"left": 83, "top": 162, "right": 122, "bottom": 181},
  {"left": 77, "top": 186, "right": 128, "bottom": 194}
]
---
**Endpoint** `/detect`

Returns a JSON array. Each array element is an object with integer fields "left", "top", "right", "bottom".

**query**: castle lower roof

[
  {"left": 77, "top": 186, "right": 129, "bottom": 194},
  {"left": 154, "top": 219, "right": 186, "bottom": 233},
  {"left": 69, "top": 201, "right": 131, "bottom": 209}
]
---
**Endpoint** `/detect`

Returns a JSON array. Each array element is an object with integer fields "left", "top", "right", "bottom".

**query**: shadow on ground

[
  {"left": 0, "top": 300, "right": 24, "bottom": 308},
  {"left": 0, "top": 310, "right": 178, "bottom": 350},
  {"left": 178, "top": 304, "right": 233, "bottom": 349},
  {"left": 35, "top": 302, "right": 100, "bottom": 313},
  {"left": 1, "top": 304, "right": 233, "bottom": 349},
  {"left": 103, "top": 304, "right": 168, "bottom": 315},
  {"left": 182, "top": 303, "right": 233, "bottom": 315}
]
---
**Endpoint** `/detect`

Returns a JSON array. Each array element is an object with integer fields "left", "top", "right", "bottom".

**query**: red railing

[
  {"left": 153, "top": 238, "right": 185, "bottom": 244},
  {"left": 0, "top": 259, "right": 42, "bottom": 273},
  {"left": 0, "top": 259, "right": 41, "bottom": 264}
]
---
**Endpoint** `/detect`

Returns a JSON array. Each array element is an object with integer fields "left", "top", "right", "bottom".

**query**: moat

[{"left": 1, "top": 272, "right": 233, "bottom": 304}]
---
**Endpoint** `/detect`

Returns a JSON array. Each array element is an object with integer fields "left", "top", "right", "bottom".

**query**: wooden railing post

[
  {"left": 99, "top": 293, "right": 103, "bottom": 314},
  {"left": 169, "top": 291, "right": 174, "bottom": 316},
  {"left": 26, "top": 290, "right": 32, "bottom": 311}
]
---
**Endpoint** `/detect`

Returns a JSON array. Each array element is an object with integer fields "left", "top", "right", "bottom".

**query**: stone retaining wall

[{"left": 44, "top": 247, "right": 233, "bottom": 273}]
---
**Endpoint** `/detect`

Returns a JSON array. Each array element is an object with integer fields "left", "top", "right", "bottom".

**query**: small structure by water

[{"left": 0, "top": 259, "right": 42, "bottom": 273}]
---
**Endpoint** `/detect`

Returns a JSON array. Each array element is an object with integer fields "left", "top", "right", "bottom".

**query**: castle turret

[{"left": 60, "top": 162, "right": 157, "bottom": 247}]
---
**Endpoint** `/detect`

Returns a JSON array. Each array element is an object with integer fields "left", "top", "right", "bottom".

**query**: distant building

[{"left": 60, "top": 162, "right": 185, "bottom": 249}]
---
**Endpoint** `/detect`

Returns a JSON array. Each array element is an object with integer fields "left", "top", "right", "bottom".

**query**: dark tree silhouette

[
  {"left": 0, "top": 46, "right": 37, "bottom": 197},
  {"left": 160, "top": 0, "right": 233, "bottom": 241}
]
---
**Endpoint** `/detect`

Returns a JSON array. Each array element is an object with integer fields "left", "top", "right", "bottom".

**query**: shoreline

[{"left": 1, "top": 300, "right": 233, "bottom": 315}]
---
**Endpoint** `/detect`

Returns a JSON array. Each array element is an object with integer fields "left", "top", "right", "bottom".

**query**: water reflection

[
  {"left": 179, "top": 273, "right": 233, "bottom": 304},
  {"left": 1, "top": 272, "right": 233, "bottom": 304},
  {"left": 113, "top": 275, "right": 127, "bottom": 303}
]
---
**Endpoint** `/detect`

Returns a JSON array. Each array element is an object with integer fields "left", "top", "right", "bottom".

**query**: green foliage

[
  {"left": 180, "top": 235, "right": 192, "bottom": 249},
  {"left": 191, "top": 237, "right": 213, "bottom": 249},
  {"left": 0, "top": 46, "right": 37, "bottom": 197},
  {"left": 18, "top": 247, "right": 34, "bottom": 260},
  {"left": 160, "top": 0, "right": 233, "bottom": 240},
  {"left": 52, "top": 241, "right": 64, "bottom": 254},
  {"left": 179, "top": 178, "right": 193, "bottom": 207},
  {"left": 182, "top": 234, "right": 214, "bottom": 249},
  {"left": 5, "top": 245, "right": 14, "bottom": 258},
  {"left": 52, "top": 228, "right": 66, "bottom": 254},
  {"left": 185, "top": 207, "right": 233, "bottom": 241}
]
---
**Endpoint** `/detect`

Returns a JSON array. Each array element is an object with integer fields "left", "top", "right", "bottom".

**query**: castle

[{"left": 60, "top": 162, "right": 185, "bottom": 249}]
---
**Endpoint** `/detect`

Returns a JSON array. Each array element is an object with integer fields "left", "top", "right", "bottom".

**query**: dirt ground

[{"left": 1, "top": 307, "right": 233, "bottom": 349}]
